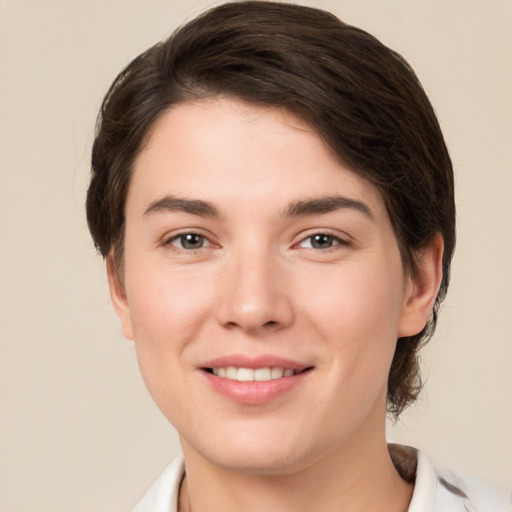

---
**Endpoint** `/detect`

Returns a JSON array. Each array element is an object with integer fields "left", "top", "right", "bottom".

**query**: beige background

[{"left": 1, "top": 0, "right": 511, "bottom": 510}]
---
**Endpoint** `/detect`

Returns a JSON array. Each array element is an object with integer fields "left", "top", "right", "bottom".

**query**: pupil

[
  {"left": 312, "top": 234, "right": 333, "bottom": 249},
  {"left": 182, "top": 234, "right": 203, "bottom": 249}
]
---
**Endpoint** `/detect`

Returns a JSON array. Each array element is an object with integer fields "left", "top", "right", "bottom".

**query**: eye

[
  {"left": 298, "top": 233, "right": 346, "bottom": 250},
  {"left": 167, "top": 232, "right": 211, "bottom": 250}
]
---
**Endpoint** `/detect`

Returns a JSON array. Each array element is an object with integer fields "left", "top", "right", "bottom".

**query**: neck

[{"left": 178, "top": 430, "right": 413, "bottom": 512}]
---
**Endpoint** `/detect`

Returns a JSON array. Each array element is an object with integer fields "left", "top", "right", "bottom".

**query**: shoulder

[
  {"left": 394, "top": 444, "right": 511, "bottom": 512},
  {"left": 133, "top": 454, "right": 184, "bottom": 512}
]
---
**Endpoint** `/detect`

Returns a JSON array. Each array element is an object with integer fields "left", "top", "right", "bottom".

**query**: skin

[{"left": 108, "top": 98, "right": 443, "bottom": 512}]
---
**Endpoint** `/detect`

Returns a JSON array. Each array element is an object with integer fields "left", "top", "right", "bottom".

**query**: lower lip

[{"left": 201, "top": 370, "right": 311, "bottom": 405}]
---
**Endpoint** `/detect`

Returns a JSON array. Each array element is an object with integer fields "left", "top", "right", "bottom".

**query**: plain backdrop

[{"left": 1, "top": 0, "right": 511, "bottom": 510}]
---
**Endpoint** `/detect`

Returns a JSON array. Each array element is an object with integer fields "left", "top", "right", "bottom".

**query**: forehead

[{"left": 128, "top": 98, "right": 387, "bottom": 221}]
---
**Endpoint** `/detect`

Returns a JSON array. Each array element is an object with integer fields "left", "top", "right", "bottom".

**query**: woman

[{"left": 86, "top": 2, "right": 508, "bottom": 510}]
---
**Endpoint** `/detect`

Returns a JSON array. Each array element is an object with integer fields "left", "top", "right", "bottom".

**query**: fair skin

[{"left": 108, "top": 98, "right": 443, "bottom": 512}]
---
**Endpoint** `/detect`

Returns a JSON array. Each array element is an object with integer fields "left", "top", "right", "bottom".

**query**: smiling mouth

[{"left": 203, "top": 366, "right": 312, "bottom": 382}]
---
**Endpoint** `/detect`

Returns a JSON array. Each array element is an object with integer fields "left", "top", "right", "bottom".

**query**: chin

[
  {"left": 207, "top": 448, "right": 306, "bottom": 476},
  {"left": 182, "top": 422, "right": 325, "bottom": 476}
]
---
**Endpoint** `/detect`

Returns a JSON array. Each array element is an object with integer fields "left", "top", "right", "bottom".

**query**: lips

[{"left": 200, "top": 355, "right": 313, "bottom": 404}]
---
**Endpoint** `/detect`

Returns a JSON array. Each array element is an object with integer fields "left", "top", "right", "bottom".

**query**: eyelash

[
  {"left": 163, "top": 231, "right": 349, "bottom": 253},
  {"left": 296, "top": 232, "right": 349, "bottom": 251},
  {"left": 164, "top": 232, "right": 214, "bottom": 251}
]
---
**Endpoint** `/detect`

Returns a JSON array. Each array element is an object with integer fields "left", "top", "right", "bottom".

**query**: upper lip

[{"left": 200, "top": 354, "right": 312, "bottom": 371}]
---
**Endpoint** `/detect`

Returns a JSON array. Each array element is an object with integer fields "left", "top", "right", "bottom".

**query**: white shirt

[{"left": 133, "top": 447, "right": 510, "bottom": 512}]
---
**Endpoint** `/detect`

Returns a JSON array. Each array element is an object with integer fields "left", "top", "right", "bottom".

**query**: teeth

[
  {"left": 210, "top": 366, "right": 299, "bottom": 381},
  {"left": 226, "top": 367, "right": 238, "bottom": 380},
  {"left": 254, "top": 368, "right": 272, "bottom": 381},
  {"left": 271, "top": 367, "right": 284, "bottom": 379},
  {"left": 237, "top": 368, "right": 254, "bottom": 382}
]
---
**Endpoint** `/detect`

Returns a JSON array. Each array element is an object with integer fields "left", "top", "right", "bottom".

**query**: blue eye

[
  {"left": 168, "top": 233, "right": 210, "bottom": 250},
  {"left": 300, "top": 233, "right": 344, "bottom": 249}
]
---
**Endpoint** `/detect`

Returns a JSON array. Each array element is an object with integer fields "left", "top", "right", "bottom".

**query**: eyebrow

[
  {"left": 143, "top": 194, "right": 373, "bottom": 220},
  {"left": 283, "top": 195, "right": 374, "bottom": 220},
  {"left": 144, "top": 196, "right": 221, "bottom": 217}
]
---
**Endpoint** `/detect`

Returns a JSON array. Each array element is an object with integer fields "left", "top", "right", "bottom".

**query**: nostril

[{"left": 216, "top": 293, "right": 294, "bottom": 333}]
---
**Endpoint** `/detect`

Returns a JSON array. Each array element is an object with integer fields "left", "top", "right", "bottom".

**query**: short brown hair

[{"left": 86, "top": 1, "right": 455, "bottom": 418}]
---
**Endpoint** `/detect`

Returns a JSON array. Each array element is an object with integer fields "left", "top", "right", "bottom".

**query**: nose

[{"left": 215, "top": 248, "right": 294, "bottom": 334}]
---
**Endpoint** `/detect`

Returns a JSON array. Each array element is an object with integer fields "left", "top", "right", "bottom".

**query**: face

[{"left": 109, "top": 98, "right": 437, "bottom": 475}]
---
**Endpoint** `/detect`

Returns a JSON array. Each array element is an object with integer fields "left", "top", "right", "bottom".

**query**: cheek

[
  {"left": 302, "top": 260, "right": 404, "bottom": 335},
  {"left": 124, "top": 264, "right": 214, "bottom": 391},
  {"left": 127, "top": 262, "right": 212, "bottom": 338},
  {"left": 299, "top": 261, "right": 404, "bottom": 380}
]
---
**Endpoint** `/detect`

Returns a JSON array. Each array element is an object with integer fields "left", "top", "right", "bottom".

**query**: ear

[
  {"left": 398, "top": 233, "right": 444, "bottom": 338},
  {"left": 106, "top": 254, "right": 134, "bottom": 340}
]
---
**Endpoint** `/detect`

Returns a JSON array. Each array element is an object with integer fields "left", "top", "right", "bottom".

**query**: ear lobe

[
  {"left": 397, "top": 233, "right": 444, "bottom": 338},
  {"left": 106, "top": 254, "right": 134, "bottom": 340}
]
